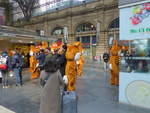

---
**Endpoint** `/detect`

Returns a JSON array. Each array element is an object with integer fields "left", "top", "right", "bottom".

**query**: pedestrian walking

[
  {"left": 0, "top": 51, "right": 12, "bottom": 88},
  {"left": 103, "top": 52, "right": 110, "bottom": 70},
  {"left": 12, "top": 51, "right": 23, "bottom": 86}
]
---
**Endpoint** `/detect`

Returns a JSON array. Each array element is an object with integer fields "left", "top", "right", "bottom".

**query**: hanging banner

[
  {"left": 120, "top": 2, "right": 150, "bottom": 40},
  {"left": 96, "top": 22, "right": 100, "bottom": 43},
  {"left": 64, "top": 27, "right": 68, "bottom": 43}
]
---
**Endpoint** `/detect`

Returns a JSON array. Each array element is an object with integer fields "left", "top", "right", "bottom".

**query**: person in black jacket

[
  {"left": 55, "top": 44, "right": 67, "bottom": 77},
  {"left": 103, "top": 52, "right": 110, "bottom": 70},
  {"left": 36, "top": 49, "right": 46, "bottom": 70}
]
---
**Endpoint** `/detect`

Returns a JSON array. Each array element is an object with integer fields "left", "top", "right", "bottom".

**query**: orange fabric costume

[
  {"left": 78, "top": 55, "right": 84, "bottom": 76},
  {"left": 75, "top": 42, "right": 85, "bottom": 77},
  {"left": 65, "top": 43, "right": 79, "bottom": 91},
  {"left": 29, "top": 45, "right": 40, "bottom": 80},
  {"left": 109, "top": 40, "right": 121, "bottom": 86},
  {"left": 42, "top": 41, "right": 48, "bottom": 49}
]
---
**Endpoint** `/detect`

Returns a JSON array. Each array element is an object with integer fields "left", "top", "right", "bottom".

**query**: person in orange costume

[
  {"left": 42, "top": 41, "right": 48, "bottom": 50},
  {"left": 75, "top": 42, "right": 85, "bottom": 77},
  {"left": 65, "top": 43, "right": 79, "bottom": 91},
  {"left": 109, "top": 40, "right": 121, "bottom": 86},
  {"left": 29, "top": 46, "right": 40, "bottom": 80}
]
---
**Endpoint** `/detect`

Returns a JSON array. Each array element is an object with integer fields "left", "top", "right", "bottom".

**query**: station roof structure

[
  {"left": 0, "top": 25, "right": 56, "bottom": 43},
  {"left": 119, "top": 0, "right": 147, "bottom": 6}
]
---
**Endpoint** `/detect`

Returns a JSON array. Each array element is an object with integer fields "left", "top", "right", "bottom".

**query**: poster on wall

[{"left": 120, "top": 2, "right": 150, "bottom": 40}]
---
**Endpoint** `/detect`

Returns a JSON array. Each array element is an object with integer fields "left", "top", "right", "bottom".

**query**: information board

[{"left": 120, "top": 2, "right": 150, "bottom": 40}]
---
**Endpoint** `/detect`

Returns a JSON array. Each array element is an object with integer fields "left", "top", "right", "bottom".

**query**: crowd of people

[
  {"left": 28, "top": 41, "right": 85, "bottom": 113},
  {"left": 0, "top": 39, "right": 123, "bottom": 113},
  {"left": 0, "top": 41, "right": 85, "bottom": 113},
  {"left": 0, "top": 41, "right": 84, "bottom": 89}
]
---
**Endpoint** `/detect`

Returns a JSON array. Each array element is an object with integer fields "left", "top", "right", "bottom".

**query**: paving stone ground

[{"left": 0, "top": 61, "right": 150, "bottom": 113}]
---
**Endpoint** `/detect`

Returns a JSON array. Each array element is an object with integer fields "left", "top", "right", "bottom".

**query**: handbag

[{"left": 0, "top": 64, "right": 8, "bottom": 70}]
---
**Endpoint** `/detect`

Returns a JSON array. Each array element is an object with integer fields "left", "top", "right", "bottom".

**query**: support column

[{"left": 90, "top": 35, "right": 93, "bottom": 59}]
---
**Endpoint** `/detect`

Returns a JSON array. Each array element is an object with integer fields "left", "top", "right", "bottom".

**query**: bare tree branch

[{"left": 12, "top": 0, "right": 38, "bottom": 21}]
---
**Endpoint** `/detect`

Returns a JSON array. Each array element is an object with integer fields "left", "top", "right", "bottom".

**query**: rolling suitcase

[
  {"left": 62, "top": 91, "right": 77, "bottom": 113},
  {"left": 0, "top": 78, "right": 2, "bottom": 84}
]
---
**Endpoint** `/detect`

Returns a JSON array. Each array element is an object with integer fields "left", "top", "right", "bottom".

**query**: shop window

[
  {"left": 76, "top": 23, "right": 96, "bottom": 33},
  {"left": 36, "top": 30, "right": 41, "bottom": 36},
  {"left": 81, "top": 36, "right": 90, "bottom": 48},
  {"left": 109, "top": 18, "right": 119, "bottom": 29},
  {"left": 92, "top": 36, "right": 96, "bottom": 45},
  {"left": 52, "top": 27, "right": 64, "bottom": 35},
  {"left": 36, "top": 30, "right": 45, "bottom": 36},
  {"left": 76, "top": 37, "right": 80, "bottom": 41}
]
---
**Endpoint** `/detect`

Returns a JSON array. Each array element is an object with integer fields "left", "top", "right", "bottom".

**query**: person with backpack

[
  {"left": 0, "top": 51, "right": 11, "bottom": 88},
  {"left": 12, "top": 51, "right": 23, "bottom": 86}
]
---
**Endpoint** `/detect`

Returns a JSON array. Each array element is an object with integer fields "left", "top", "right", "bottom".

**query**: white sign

[
  {"left": 120, "top": 2, "right": 150, "bottom": 40},
  {"left": 96, "top": 22, "right": 100, "bottom": 43},
  {"left": 64, "top": 27, "right": 68, "bottom": 43},
  {"left": 40, "top": 30, "right": 45, "bottom": 36}
]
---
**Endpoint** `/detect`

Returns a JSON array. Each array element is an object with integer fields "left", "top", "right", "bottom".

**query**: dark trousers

[{"left": 1, "top": 70, "right": 8, "bottom": 86}]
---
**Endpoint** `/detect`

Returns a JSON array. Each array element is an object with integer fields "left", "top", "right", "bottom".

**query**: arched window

[
  {"left": 108, "top": 18, "right": 119, "bottom": 29},
  {"left": 75, "top": 23, "right": 96, "bottom": 48},
  {"left": 76, "top": 23, "right": 96, "bottom": 33},
  {"left": 108, "top": 18, "right": 120, "bottom": 45},
  {"left": 52, "top": 27, "right": 64, "bottom": 35}
]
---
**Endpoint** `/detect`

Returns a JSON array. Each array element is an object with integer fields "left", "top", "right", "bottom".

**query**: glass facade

[
  {"left": 34, "top": 0, "right": 97, "bottom": 16},
  {"left": 108, "top": 18, "right": 119, "bottom": 29},
  {"left": 52, "top": 27, "right": 64, "bottom": 35},
  {"left": 120, "top": 39, "right": 150, "bottom": 73},
  {"left": 12, "top": 0, "right": 97, "bottom": 21},
  {"left": 76, "top": 23, "right": 96, "bottom": 48},
  {"left": 76, "top": 23, "right": 96, "bottom": 33}
]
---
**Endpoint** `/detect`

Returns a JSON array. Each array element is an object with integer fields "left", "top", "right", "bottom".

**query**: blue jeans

[{"left": 14, "top": 68, "right": 22, "bottom": 85}]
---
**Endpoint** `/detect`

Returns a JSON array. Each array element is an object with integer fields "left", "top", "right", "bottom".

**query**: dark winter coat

[
  {"left": 36, "top": 53, "right": 46, "bottom": 66},
  {"left": 12, "top": 53, "right": 23, "bottom": 69}
]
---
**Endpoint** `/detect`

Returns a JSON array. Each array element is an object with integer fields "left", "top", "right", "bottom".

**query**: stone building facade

[{"left": 13, "top": 0, "right": 119, "bottom": 58}]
